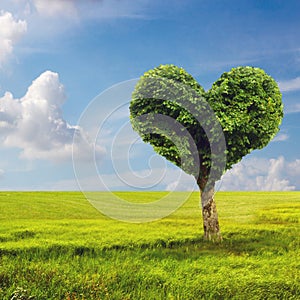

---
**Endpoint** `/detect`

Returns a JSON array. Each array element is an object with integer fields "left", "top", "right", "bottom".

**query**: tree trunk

[{"left": 199, "top": 185, "right": 222, "bottom": 242}]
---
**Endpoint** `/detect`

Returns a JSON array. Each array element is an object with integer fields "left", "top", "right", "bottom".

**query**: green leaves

[
  {"left": 130, "top": 65, "right": 283, "bottom": 186},
  {"left": 130, "top": 65, "right": 216, "bottom": 182},
  {"left": 206, "top": 66, "right": 283, "bottom": 169}
]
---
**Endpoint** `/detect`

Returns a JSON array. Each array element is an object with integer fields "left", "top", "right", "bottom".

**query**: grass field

[{"left": 0, "top": 191, "right": 299, "bottom": 299}]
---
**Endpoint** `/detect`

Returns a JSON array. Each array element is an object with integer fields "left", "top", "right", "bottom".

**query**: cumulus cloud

[
  {"left": 0, "top": 71, "right": 104, "bottom": 162},
  {"left": 219, "top": 156, "right": 299, "bottom": 191},
  {"left": 0, "top": 11, "right": 27, "bottom": 65}
]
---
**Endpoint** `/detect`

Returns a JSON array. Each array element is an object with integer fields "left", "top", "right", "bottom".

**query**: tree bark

[{"left": 199, "top": 185, "right": 222, "bottom": 242}]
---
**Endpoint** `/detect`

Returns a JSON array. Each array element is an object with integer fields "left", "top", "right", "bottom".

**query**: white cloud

[
  {"left": 0, "top": 11, "right": 27, "bottom": 65},
  {"left": 0, "top": 71, "right": 104, "bottom": 162},
  {"left": 53, "top": 155, "right": 300, "bottom": 192},
  {"left": 219, "top": 156, "right": 299, "bottom": 191},
  {"left": 0, "top": 1, "right": 151, "bottom": 58},
  {"left": 287, "top": 159, "right": 300, "bottom": 179},
  {"left": 278, "top": 77, "right": 300, "bottom": 92}
]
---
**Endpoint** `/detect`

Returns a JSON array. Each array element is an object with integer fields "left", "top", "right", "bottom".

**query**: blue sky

[{"left": 0, "top": 0, "right": 299, "bottom": 191}]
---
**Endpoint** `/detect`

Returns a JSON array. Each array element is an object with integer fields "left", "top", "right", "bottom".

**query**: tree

[{"left": 130, "top": 65, "right": 283, "bottom": 241}]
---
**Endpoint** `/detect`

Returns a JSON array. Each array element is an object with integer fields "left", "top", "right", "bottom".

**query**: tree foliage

[
  {"left": 130, "top": 65, "right": 283, "bottom": 188},
  {"left": 206, "top": 66, "right": 283, "bottom": 170}
]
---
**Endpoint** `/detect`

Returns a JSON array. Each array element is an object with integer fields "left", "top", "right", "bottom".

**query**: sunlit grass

[{"left": 0, "top": 191, "right": 299, "bottom": 299}]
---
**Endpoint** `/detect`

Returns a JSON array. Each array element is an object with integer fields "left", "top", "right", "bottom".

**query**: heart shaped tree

[{"left": 130, "top": 65, "right": 283, "bottom": 241}]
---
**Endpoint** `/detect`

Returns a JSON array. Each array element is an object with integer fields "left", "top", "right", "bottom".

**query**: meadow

[{"left": 0, "top": 191, "right": 299, "bottom": 299}]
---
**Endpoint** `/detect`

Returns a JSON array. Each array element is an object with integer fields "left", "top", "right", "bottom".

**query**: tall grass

[{"left": 0, "top": 192, "right": 299, "bottom": 299}]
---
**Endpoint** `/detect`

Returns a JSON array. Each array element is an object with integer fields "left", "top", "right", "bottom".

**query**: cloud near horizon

[
  {"left": 0, "top": 71, "right": 104, "bottom": 162},
  {"left": 219, "top": 156, "right": 299, "bottom": 191},
  {"left": 47, "top": 155, "right": 300, "bottom": 191}
]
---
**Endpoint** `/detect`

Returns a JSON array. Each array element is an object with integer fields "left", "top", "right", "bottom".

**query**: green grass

[{"left": 0, "top": 191, "right": 299, "bottom": 299}]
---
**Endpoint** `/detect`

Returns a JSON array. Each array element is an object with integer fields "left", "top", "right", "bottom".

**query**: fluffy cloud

[
  {"left": 0, "top": 71, "right": 104, "bottom": 162},
  {"left": 219, "top": 156, "right": 299, "bottom": 191},
  {"left": 0, "top": 11, "right": 27, "bottom": 65}
]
